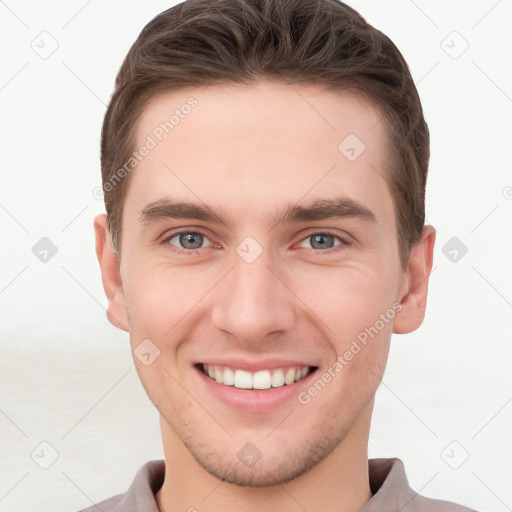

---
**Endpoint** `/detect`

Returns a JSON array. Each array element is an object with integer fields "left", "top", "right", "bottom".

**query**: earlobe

[
  {"left": 94, "top": 214, "right": 129, "bottom": 332},
  {"left": 393, "top": 225, "right": 436, "bottom": 334}
]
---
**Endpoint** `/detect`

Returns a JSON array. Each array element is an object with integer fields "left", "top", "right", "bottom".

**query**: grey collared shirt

[{"left": 75, "top": 458, "right": 477, "bottom": 511}]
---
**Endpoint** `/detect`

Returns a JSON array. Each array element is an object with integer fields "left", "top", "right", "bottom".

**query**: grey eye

[
  {"left": 302, "top": 233, "right": 341, "bottom": 250},
  {"left": 169, "top": 232, "right": 206, "bottom": 250}
]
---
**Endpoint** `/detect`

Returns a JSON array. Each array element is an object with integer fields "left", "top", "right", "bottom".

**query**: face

[{"left": 95, "top": 80, "right": 434, "bottom": 487}]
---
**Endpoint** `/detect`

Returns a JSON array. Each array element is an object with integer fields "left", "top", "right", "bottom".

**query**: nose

[{"left": 210, "top": 249, "right": 297, "bottom": 345}]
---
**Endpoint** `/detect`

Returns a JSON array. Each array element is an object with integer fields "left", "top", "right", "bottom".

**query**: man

[{"left": 82, "top": 0, "right": 477, "bottom": 510}]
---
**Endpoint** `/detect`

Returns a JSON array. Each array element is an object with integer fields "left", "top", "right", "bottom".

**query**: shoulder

[
  {"left": 409, "top": 494, "right": 479, "bottom": 512},
  {"left": 75, "top": 493, "right": 124, "bottom": 512},
  {"left": 367, "top": 458, "right": 479, "bottom": 512},
  {"left": 72, "top": 459, "right": 165, "bottom": 512}
]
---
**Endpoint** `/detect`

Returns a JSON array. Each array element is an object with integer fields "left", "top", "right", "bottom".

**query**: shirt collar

[
  {"left": 119, "top": 457, "right": 420, "bottom": 511},
  {"left": 362, "top": 458, "right": 418, "bottom": 511}
]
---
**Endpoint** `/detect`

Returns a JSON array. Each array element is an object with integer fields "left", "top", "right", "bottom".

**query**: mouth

[{"left": 196, "top": 363, "right": 318, "bottom": 391}]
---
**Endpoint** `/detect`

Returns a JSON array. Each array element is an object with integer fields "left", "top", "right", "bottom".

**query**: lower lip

[{"left": 194, "top": 366, "right": 318, "bottom": 413}]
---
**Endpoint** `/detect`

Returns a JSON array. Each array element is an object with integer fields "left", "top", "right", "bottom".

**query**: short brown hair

[{"left": 101, "top": 0, "right": 429, "bottom": 266}]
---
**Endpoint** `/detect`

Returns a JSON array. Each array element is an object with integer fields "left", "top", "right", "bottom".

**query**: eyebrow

[{"left": 139, "top": 196, "right": 376, "bottom": 229}]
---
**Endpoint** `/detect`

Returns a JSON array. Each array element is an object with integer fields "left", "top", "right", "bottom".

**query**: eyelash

[{"left": 161, "top": 229, "right": 350, "bottom": 256}]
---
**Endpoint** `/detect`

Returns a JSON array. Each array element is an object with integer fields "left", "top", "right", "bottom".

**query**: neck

[{"left": 156, "top": 403, "right": 374, "bottom": 512}]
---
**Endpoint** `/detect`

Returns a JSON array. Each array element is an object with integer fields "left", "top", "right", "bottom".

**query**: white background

[{"left": 1, "top": 1, "right": 511, "bottom": 510}]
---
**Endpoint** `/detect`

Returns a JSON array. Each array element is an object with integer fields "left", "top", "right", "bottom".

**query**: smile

[{"left": 200, "top": 364, "right": 316, "bottom": 390}]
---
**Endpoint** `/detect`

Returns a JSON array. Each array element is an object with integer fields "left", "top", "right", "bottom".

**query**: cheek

[
  {"left": 122, "top": 269, "right": 192, "bottom": 405},
  {"left": 289, "top": 264, "right": 399, "bottom": 339},
  {"left": 288, "top": 264, "right": 398, "bottom": 393},
  {"left": 122, "top": 263, "right": 205, "bottom": 336}
]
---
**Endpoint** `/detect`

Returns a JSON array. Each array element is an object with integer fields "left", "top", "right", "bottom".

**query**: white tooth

[
  {"left": 206, "top": 365, "right": 308, "bottom": 389},
  {"left": 284, "top": 368, "right": 296, "bottom": 385},
  {"left": 271, "top": 369, "right": 285, "bottom": 387},
  {"left": 214, "top": 366, "right": 223, "bottom": 384},
  {"left": 223, "top": 367, "right": 235, "bottom": 386},
  {"left": 234, "top": 369, "right": 253, "bottom": 389},
  {"left": 253, "top": 370, "right": 272, "bottom": 389}
]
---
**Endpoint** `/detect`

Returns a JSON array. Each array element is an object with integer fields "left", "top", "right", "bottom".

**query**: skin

[{"left": 95, "top": 80, "right": 435, "bottom": 512}]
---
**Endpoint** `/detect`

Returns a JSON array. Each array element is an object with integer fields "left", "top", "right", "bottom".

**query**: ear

[
  {"left": 393, "top": 225, "right": 436, "bottom": 334},
  {"left": 94, "top": 214, "right": 129, "bottom": 332}
]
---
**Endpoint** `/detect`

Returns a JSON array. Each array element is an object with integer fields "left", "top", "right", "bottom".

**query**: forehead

[
  {"left": 128, "top": 80, "right": 393, "bottom": 228},
  {"left": 134, "top": 80, "right": 386, "bottom": 152}
]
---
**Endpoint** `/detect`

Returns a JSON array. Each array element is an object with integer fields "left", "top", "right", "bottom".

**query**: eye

[
  {"left": 298, "top": 231, "right": 348, "bottom": 253},
  {"left": 164, "top": 231, "right": 214, "bottom": 253},
  {"left": 161, "top": 229, "right": 348, "bottom": 256}
]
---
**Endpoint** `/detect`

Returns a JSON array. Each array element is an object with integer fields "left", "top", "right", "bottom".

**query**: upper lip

[{"left": 197, "top": 358, "right": 317, "bottom": 372}]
